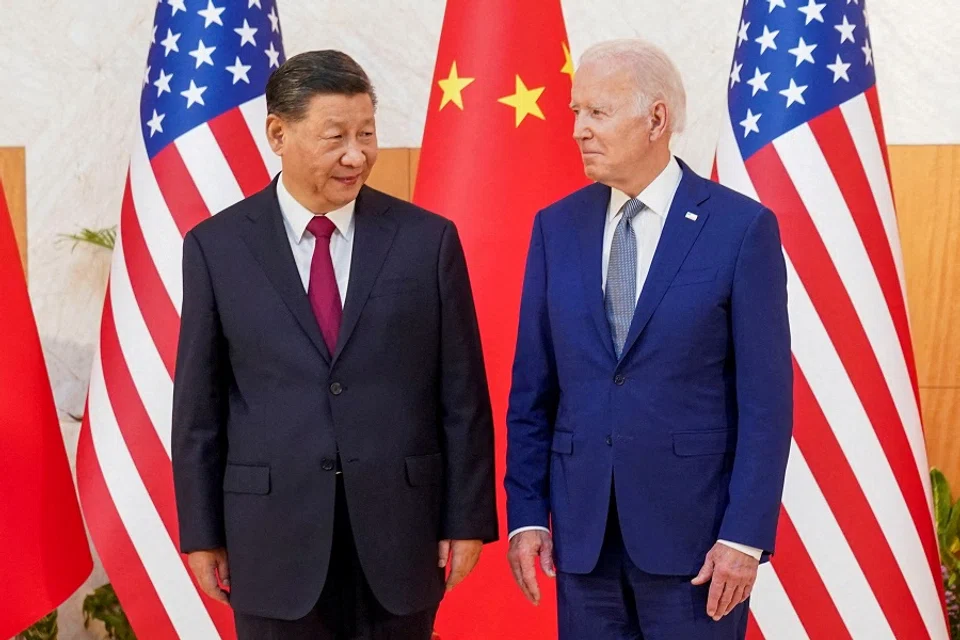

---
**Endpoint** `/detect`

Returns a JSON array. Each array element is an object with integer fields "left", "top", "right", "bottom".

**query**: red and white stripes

[
  {"left": 77, "top": 94, "right": 277, "bottom": 640},
  {"left": 716, "top": 89, "right": 948, "bottom": 639}
]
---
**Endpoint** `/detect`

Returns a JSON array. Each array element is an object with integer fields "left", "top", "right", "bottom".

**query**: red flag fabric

[
  {"left": 0, "top": 178, "right": 93, "bottom": 638},
  {"left": 413, "top": 1, "right": 588, "bottom": 637}
]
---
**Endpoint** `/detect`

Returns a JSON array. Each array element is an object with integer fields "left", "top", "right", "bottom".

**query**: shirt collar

[
  {"left": 276, "top": 173, "right": 356, "bottom": 243},
  {"left": 607, "top": 156, "right": 683, "bottom": 222}
]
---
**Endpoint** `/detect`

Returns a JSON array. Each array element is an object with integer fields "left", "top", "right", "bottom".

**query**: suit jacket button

[
  {"left": 606, "top": 435, "right": 613, "bottom": 446},
  {"left": 614, "top": 374, "right": 625, "bottom": 386},
  {"left": 330, "top": 382, "right": 343, "bottom": 395},
  {"left": 321, "top": 458, "right": 335, "bottom": 471}
]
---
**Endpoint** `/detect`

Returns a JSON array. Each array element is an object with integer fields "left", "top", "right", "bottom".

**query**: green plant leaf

[
  {"left": 948, "top": 499, "right": 960, "bottom": 545},
  {"left": 58, "top": 226, "right": 117, "bottom": 251},
  {"left": 15, "top": 610, "right": 57, "bottom": 640},
  {"left": 931, "top": 468, "right": 952, "bottom": 540},
  {"left": 83, "top": 583, "right": 136, "bottom": 640}
]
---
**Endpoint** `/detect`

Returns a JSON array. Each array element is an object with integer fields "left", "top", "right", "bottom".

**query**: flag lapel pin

[{"left": 685, "top": 211, "right": 698, "bottom": 221}]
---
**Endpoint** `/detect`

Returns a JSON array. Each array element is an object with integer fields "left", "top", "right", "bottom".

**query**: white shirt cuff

[
  {"left": 508, "top": 526, "right": 551, "bottom": 540},
  {"left": 717, "top": 539, "right": 763, "bottom": 560}
]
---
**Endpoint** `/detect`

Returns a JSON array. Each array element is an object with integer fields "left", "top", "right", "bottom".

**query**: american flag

[
  {"left": 75, "top": 1, "right": 284, "bottom": 638},
  {"left": 714, "top": 1, "right": 948, "bottom": 638}
]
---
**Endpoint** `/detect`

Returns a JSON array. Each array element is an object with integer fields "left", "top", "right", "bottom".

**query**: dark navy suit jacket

[
  {"left": 172, "top": 180, "right": 497, "bottom": 620},
  {"left": 505, "top": 160, "right": 793, "bottom": 576}
]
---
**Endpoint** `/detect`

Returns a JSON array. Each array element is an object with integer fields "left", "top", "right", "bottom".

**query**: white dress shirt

[
  {"left": 509, "top": 158, "right": 762, "bottom": 561},
  {"left": 276, "top": 174, "right": 355, "bottom": 302}
]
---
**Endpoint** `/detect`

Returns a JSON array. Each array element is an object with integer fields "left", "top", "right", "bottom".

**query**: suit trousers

[
  {"left": 234, "top": 474, "right": 438, "bottom": 640},
  {"left": 557, "top": 485, "right": 749, "bottom": 640}
]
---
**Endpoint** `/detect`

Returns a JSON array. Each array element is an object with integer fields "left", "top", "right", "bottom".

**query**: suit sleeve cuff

[
  {"left": 509, "top": 526, "right": 551, "bottom": 540},
  {"left": 717, "top": 539, "right": 763, "bottom": 560}
]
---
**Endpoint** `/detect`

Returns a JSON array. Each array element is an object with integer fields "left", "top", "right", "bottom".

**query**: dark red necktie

[{"left": 306, "top": 216, "right": 342, "bottom": 354}]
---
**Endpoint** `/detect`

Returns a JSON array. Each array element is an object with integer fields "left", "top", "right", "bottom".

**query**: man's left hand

[
  {"left": 691, "top": 543, "right": 759, "bottom": 621},
  {"left": 438, "top": 539, "right": 483, "bottom": 592}
]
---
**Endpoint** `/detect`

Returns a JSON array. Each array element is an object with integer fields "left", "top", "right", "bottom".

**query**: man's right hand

[
  {"left": 507, "top": 530, "right": 555, "bottom": 606},
  {"left": 188, "top": 548, "right": 230, "bottom": 605}
]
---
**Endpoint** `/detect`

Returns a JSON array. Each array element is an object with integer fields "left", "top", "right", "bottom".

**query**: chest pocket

[
  {"left": 369, "top": 276, "right": 424, "bottom": 298},
  {"left": 668, "top": 266, "right": 717, "bottom": 288}
]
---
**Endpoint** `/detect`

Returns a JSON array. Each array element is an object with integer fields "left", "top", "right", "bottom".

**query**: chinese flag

[
  {"left": 0, "top": 178, "right": 92, "bottom": 638},
  {"left": 413, "top": 1, "right": 588, "bottom": 637}
]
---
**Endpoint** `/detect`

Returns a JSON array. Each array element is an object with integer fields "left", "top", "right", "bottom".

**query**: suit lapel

[
  {"left": 239, "top": 178, "right": 331, "bottom": 363},
  {"left": 619, "top": 161, "right": 711, "bottom": 361},
  {"left": 331, "top": 186, "right": 397, "bottom": 366},
  {"left": 576, "top": 183, "right": 617, "bottom": 361}
]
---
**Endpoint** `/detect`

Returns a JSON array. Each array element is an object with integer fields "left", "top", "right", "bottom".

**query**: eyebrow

[{"left": 321, "top": 117, "right": 376, "bottom": 128}]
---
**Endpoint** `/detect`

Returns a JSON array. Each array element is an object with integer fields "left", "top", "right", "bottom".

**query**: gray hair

[
  {"left": 579, "top": 39, "right": 687, "bottom": 134},
  {"left": 266, "top": 50, "right": 377, "bottom": 121}
]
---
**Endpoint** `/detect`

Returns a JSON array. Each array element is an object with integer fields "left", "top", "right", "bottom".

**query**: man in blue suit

[{"left": 505, "top": 39, "right": 793, "bottom": 639}]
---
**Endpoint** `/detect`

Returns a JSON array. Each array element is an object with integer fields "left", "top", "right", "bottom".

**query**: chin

[{"left": 583, "top": 166, "right": 603, "bottom": 183}]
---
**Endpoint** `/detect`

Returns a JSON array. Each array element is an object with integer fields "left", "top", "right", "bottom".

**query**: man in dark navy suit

[
  {"left": 172, "top": 50, "right": 497, "bottom": 639},
  {"left": 505, "top": 39, "right": 793, "bottom": 639}
]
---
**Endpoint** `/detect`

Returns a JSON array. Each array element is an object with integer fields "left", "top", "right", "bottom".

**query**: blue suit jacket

[{"left": 505, "top": 160, "right": 793, "bottom": 576}]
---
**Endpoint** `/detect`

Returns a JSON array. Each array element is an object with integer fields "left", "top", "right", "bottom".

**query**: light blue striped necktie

[{"left": 605, "top": 198, "right": 644, "bottom": 358}]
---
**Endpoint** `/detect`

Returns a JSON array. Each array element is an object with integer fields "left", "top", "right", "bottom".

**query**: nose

[
  {"left": 340, "top": 141, "right": 365, "bottom": 168},
  {"left": 573, "top": 113, "right": 591, "bottom": 141}
]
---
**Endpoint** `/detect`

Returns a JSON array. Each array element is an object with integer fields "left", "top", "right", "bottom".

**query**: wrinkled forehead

[{"left": 572, "top": 61, "right": 637, "bottom": 102}]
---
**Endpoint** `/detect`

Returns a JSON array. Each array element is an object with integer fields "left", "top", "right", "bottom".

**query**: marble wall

[{"left": 0, "top": 1, "right": 958, "bottom": 638}]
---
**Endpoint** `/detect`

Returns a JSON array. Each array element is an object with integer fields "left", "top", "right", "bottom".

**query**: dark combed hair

[{"left": 265, "top": 50, "right": 377, "bottom": 120}]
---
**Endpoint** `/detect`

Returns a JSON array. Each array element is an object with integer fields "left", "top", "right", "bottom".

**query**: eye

[
  {"left": 591, "top": 109, "right": 604, "bottom": 117},
  {"left": 359, "top": 131, "right": 374, "bottom": 138},
  {"left": 326, "top": 134, "right": 343, "bottom": 141}
]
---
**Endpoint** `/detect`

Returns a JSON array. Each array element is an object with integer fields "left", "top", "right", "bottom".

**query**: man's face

[
  {"left": 269, "top": 92, "right": 378, "bottom": 212},
  {"left": 570, "top": 62, "right": 657, "bottom": 189}
]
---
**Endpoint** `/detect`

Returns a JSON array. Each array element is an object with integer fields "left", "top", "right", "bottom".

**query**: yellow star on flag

[
  {"left": 497, "top": 75, "right": 546, "bottom": 127},
  {"left": 438, "top": 61, "right": 475, "bottom": 111},
  {"left": 561, "top": 42, "right": 575, "bottom": 80}
]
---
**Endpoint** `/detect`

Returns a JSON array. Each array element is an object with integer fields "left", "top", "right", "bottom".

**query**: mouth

[{"left": 334, "top": 175, "right": 361, "bottom": 186}]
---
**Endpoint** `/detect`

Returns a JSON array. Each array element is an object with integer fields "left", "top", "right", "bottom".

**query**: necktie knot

[
  {"left": 620, "top": 198, "right": 644, "bottom": 222},
  {"left": 307, "top": 215, "right": 336, "bottom": 242}
]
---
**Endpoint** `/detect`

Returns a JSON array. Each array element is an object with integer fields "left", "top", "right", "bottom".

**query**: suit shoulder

[
  {"left": 186, "top": 184, "right": 273, "bottom": 242},
  {"left": 538, "top": 182, "right": 608, "bottom": 224},
  {"left": 366, "top": 186, "right": 454, "bottom": 231},
  {"left": 700, "top": 178, "right": 769, "bottom": 220}
]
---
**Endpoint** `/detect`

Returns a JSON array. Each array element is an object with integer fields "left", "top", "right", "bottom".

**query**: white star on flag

[
  {"left": 798, "top": 0, "right": 827, "bottom": 25},
  {"left": 235, "top": 19, "right": 258, "bottom": 47},
  {"left": 730, "top": 62, "right": 743, "bottom": 88},
  {"left": 146, "top": 109, "right": 165, "bottom": 137},
  {"left": 739, "top": 109, "right": 762, "bottom": 138},
  {"left": 152, "top": 25, "right": 157, "bottom": 43},
  {"left": 835, "top": 15, "right": 857, "bottom": 44},
  {"left": 160, "top": 29, "right": 181, "bottom": 56},
  {"left": 249, "top": 0, "right": 262, "bottom": 8},
  {"left": 189, "top": 40, "right": 216, "bottom": 68},
  {"left": 779, "top": 79, "right": 808, "bottom": 107},
  {"left": 747, "top": 67, "right": 770, "bottom": 96},
  {"left": 767, "top": 0, "right": 786, "bottom": 13},
  {"left": 268, "top": 6, "right": 281, "bottom": 33},
  {"left": 198, "top": 1, "right": 226, "bottom": 28},
  {"left": 756, "top": 25, "right": 780, "bottom": 54},
  {"left": 826, "top": 54, "right": 852, "bottom": 82},
  {"left": 226, "top": 56, "right": 252, "bottom": 84},
  {"left": 143, "top": 66, "right": 151, "bottom": 86},
  {"left": 862, "top": 39, "right": 873, "bottom": 65},
  {"left": 168, "top": 0, "right": 187, "bottom": 16},
  {"left": 738, "top": 20, "right": 750, "bottom": 48},
  {"left": 154, "top": 69, "right": 173, "bottom": 96},
  {"left": 180, "top": 80, "right": 208, "bottom": 108},
  {"left": 788, "top": 37, "right": 817, "bottom": 66},
  {"left": 265, "top": 42, "right": 281, "bottom": 68}
]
